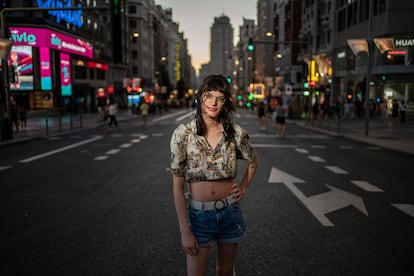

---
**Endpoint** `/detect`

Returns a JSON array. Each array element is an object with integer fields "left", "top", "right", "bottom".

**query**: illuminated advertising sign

[
  {"left": 9, "top": 27, "right": 93, "bottom": 58},
  {"left": 9, "top": 46, "right": 34, "bottom": 90},
  {"left": 60, "top": 52, "right": 72, "bottom": 96},
  {"left": 40, "top": 47, "right": 52, "bottom": 90},
  {"left": 36, "top": 0, "right": 83, "bottom": 27}
]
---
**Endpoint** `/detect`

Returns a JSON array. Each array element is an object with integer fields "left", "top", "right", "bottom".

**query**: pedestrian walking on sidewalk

[
  {"left": 140, "top": 101, "right": 149, "bottom": 128},
  {"left": 107, "top": 102, "right": 118, "bottom": 131},
  {"left": 258, "top": 101, "right": 266, "bottom": 131},
  {"left": 275, "top": 98, "right": 287, "bottom": 137},
  {"left": 392, "top": 99, "right": 399, "bottom": 123},
  {"left": 10, "top": 103, "right": 19, "bottom": 132},
  {"left": 379, "top": 100, "right": 388, "bottom": 126},
  {"left": 170, "top": 74, "right": 259, "bottom": 276},
  {"left": 17, "top": 100, "right": 27, "bottom": 130}
]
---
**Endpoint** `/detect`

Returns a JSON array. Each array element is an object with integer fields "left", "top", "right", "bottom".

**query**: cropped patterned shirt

[{"left": 170, "top": 119, "right": 257, "bottom": 183}]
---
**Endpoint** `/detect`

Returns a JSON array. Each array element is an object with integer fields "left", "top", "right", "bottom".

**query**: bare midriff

[{"left": 189, "top": 179, "right": 235, "bottom": 202}]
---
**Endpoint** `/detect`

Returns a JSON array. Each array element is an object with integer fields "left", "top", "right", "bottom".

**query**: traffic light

[{"left": 247, "top": 38, "right": 254, "bottom": 51}]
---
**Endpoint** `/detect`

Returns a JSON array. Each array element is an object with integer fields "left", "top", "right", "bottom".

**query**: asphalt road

[{"left": 0, "top": 108, "right": 413, "bottom": 275}]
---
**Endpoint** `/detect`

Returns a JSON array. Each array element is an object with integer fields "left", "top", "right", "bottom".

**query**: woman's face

[{"left": 200, "top": 90, "right": 226, "bottom": 119}]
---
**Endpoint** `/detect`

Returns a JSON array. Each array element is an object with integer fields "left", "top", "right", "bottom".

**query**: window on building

[
  {"left": 74, "top": 66, "right": 87, "bottom": 79},
  {"left": 132, "top": 66, "right": 138, "bottom": 75},
  {"left": 132, "top": 50, "right": 138, "bottom": 59},
  {"left": 89, "top": 68, "right": 95, "bottom": 80},
  {"left": 129, "top": 5, "right": 137, "bottom": 14},
  {"left": 97, "top": 69, "right": 105, "bottom": 80},
  {"left": 130, "top": 19, "right": 137, "bottom": 28}
]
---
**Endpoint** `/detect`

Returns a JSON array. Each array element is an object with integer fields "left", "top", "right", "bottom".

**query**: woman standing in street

[{"left": 170, "top": 74, "right": 259, "bottom": 275}]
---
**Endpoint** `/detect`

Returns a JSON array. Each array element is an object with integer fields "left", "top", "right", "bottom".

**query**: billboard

[
  {"left": 60, "top": 53, "right": 72, "bottom": 96},
  {"left": 9, "top": 45, "right": 34, "bottom": 90},
  {"left": 9, "top": 27, "right": 93, "bottom": 58},
  {"left": 39, "top": 47, "right": 52, "bottom": 90}
]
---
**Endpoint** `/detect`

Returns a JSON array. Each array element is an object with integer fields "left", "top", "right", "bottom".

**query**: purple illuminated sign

[
  {"left": 40, "top": 47, "right": 52, "bottom": 90},
  {"left": 9, "top": 27, "right": 93, "bottom": 58}
]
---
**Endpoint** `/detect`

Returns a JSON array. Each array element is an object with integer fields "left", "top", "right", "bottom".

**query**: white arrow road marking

[
  {"left": 295, "top": 148, "right": 309, "bottom": 154},
  {"left": 19, "top": 135, "right": 103, "bottom": 163},
  {"left": 268, "top": 167, "right": 368, "bottom": 227},
  {"left": 325, "top": 166, "right": 348, "bottom": 174},
  {"left": 308, "top": 156, "right": 326, "bottom": 162},
  {"left": 391, "top": 204, "right": 414, "bottom": 218},
  {"left": 0, "top": 166, "right": 12, "bottom": 171},
  {"left": 106, "top": 149, "right": 120, "bottom": 155},
  {"left": 350, "top": 180, "right": 384, "bottom": 192}
]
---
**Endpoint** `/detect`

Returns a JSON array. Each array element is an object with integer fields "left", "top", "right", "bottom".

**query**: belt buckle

[{"left": 214, "top": 199, "right": 226, "bottom": 210}]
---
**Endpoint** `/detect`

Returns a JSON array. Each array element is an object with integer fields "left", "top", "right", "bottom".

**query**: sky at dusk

[{"left": 155, "top": 0, "right": 257, "bottom": 72}]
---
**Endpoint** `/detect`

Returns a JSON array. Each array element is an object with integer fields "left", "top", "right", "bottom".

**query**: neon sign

[{"left": 36, "top": 0, "right": 83, "bottom": 28}]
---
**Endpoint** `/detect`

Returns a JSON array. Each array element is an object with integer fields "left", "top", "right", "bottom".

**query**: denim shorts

[{"left": 188, "top": 202, "right": 247, "bottom": 247}]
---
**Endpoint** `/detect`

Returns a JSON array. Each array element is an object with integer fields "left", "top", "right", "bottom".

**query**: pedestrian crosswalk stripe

[
  {"left": 106, "top": 149, "right": 120, "bottom": 155},
  {"left": 295, "top": 148, "right": 309, "bottom": 154},
  {"left": 120, "top": 143, "right": 132, "bottom": 148}
]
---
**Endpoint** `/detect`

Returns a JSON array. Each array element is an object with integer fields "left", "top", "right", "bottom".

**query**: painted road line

[
  {"left": 106, "top": 149, "right": 121, "bottom": 155},
  {"left": 0, "top": 166, "right": 12, "bottom": 171},
  {"left": 176, "top": 110, "right": 196, "bottom": 122},
  {"left": 350, "top": 180, "right": 384, "bottom": 192},
  {"left": 94, "top": 156, "right": 108, "bottom": 161},
  {"left": 131, "top": 139, "right": 141, "bottom": 143},
  {"left": 19, "top": 135, "right": 103, "bottom": 163},
  {"left": 295, "top": 148, "right": 309, "bottom": 154},
  {"left": 252, "top": 144, "right": 297, "bottom": 148},
  {"left": 119, "top": 143, "right": 132, "bottom": 148},
  {"left": 268, "top": 167, "right": 368, "bottom": 227},
  {"left": 308, "top": 156, "right": 326, "bottom": 162},
  {"left": 391, "top": 204, "right": 414, "bottom": 218},
  {"left": 325, "top": 166, "right": 348, "bottom": 174}
]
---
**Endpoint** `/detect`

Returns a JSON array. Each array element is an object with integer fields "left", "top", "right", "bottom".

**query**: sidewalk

[
  {"left": 0, "top": 110, "right": 138, "bottom": 147},
  {"left": 295, "top": 116, "right": 414, "bottom": 156},
  {"left": 1, "top": 110, "right": 414, "bottom": 156}
]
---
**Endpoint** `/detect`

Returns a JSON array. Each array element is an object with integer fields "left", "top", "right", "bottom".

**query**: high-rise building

[{"left": 210, "top": 15, "right": 234, "bottom": 76}]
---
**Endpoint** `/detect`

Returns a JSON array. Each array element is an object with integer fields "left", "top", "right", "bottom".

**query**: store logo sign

[
  {"left": 11, "top": 32, "right": 36, "bottom": 44},
  {"left": 36, "top": 0, "right": 83, "bottom": 28},
  {"left": 395, "top": 38, "right": 414, "bottom": 47}
]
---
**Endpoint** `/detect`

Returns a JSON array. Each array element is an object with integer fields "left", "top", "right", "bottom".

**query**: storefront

[{"left": 6, "top": 26, "right": 95, "bottom": 111}]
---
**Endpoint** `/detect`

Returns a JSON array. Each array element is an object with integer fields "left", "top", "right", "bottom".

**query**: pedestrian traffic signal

[{"left": 247, "top": 38, "right": 254, "bottom": 51}]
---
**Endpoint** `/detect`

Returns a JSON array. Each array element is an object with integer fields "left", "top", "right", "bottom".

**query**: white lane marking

[
  {"left": 94, "top": 156, "right": 108, "bottom": 161},
  {"left": 391, "top": 204, "right": 414, "bottom": 218},
  {"left": 350, "top": 180, "right": 384, "bottom": 192},
  {"left": 325, "top": 166, "right": 348, "bottom": 174},
  {"left": 252, "top": 144, "right": 297, "bottom": 148},
  {"left": 295, "top": 148, "right": 309, "bottom": 154},
  {"left": 131, "top": 139, "right": 141, "bottom": 143},
  {"left": 308, "top": 156, "right": 326, "bottom": 162},
  {"left": 151, "top": 109, "right": 189, "bottom": 122},
  {"left": 106, "top": 149, "right": 121, "bottom": 155},
  {"left": 120, "top": 143, "right": 132, "bottom": 148},
  {"left": 176, "top": 110, "right": 196, "bottom": 121},
  {"left": 19, "top": 135, "right": 103, "bottom": 163},
  {"left": 0, "top": 166, "right": 12, "bottom": 171},
  {"left": 339, "top": 145, "right": 353, "bottom": 149},
  {"left": 140, "top": 135, "right": 149, "bottom": 139}
]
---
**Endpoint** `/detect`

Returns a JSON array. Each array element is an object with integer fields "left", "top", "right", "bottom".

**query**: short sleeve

[
  {"left": 170, "top": 125, "right": 187, "bottom": 176},
  {"left": 234, "top": 125, "right": 258, "bottom": 168}
]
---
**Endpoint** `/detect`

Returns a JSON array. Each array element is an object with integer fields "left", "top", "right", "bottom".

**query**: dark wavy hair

[{"left": 195, "top": 74, "right": 235, "bottom": 141}]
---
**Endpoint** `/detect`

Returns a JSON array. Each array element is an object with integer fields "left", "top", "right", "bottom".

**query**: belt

[{"left": 189, "top": 195, "right": 237, "bottom": 211}]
